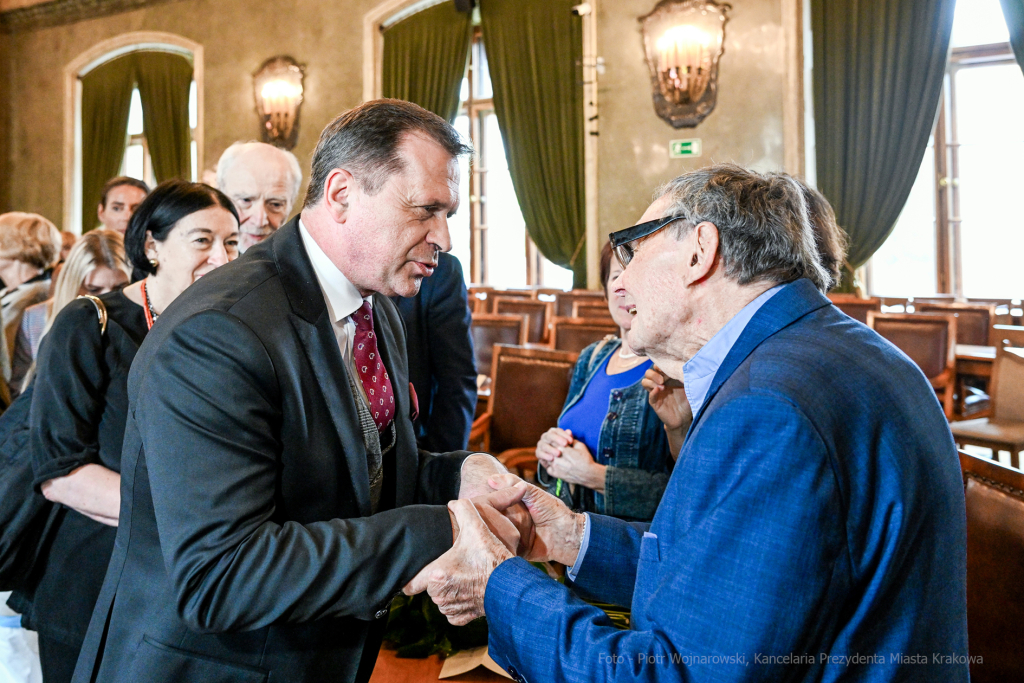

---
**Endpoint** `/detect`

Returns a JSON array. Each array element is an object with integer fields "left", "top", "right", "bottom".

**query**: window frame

[
  {"left": 63, "top": 32, "right": 203, "bottom": 234},
  {"left": 931, "top": 41, "right": 1017, "bottom": 296}
]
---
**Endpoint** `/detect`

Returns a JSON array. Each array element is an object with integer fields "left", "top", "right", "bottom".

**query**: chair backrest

[
  {"left": 990, "top": 324, "right": 1024, "bottom": 348},
  {"left": 991, "top": 347, "right": 1024, "bottom": 423},
  {"left": 916, "top": 302, "right": 995, "bottom": 346},
  {"left": 958, "top": 449, "right": 1024, "bottom": 683},
  {"left": 867, "top": 312, "right": 956, "bottom": 381},
  {"left": 911, "top": 294, "right": 957, "bottom": 304},
  {"left": 493, "top": 297, "right": 551, "bottom": 344},
  {"left": 828, "top": 294, "right": 882, "bottom": 324},
  {"left": 571, "top": 300, "right": 613, "bottom": 321},
  {"left": 550, "top": 317, "right": 619, "bottom": 354},
  {"left": 470, "top": 313, "right": 528, "bottom": 375},
  {"left": 488, "top": 344, "right": 577, "bottom": 453},
  {"left": 554, "top": 289, "right": 605, "bottom": 318}
]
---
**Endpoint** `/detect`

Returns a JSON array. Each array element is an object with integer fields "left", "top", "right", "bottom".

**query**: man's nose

[
  {"left": 428, "top": 215, "right": 452, "bottom": 254},
  {"left": 252, "top": 200, "right": 268, "bottom": 229}
]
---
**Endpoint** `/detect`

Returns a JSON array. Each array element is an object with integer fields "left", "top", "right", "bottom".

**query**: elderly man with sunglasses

[{"left": 406, "top": 164, "right": 968, "bottom": 682}]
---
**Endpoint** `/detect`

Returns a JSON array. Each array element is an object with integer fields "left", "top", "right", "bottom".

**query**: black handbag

[
  {"left": 0, "top": 382, "right": 58, "bottom": 591},
  {"left": 0, "top": 294, "right": 107, "bottom": 592}
]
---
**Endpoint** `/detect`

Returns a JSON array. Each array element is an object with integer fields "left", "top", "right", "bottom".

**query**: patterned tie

[{"left": 352, "top": 301, "right": 395, "bottom": 432}]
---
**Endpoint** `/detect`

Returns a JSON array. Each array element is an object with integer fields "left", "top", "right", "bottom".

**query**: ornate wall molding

[{"left": 0, "top": 0, "right": 184, "bottom": 34}]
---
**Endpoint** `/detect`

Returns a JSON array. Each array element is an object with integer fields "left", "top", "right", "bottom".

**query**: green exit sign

[{"left": 669, "top": 139, "right": 702, "bottom": 158}]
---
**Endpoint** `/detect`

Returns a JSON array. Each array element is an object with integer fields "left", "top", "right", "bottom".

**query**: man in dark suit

[
  {"left": 72, "top": 100, "right": 515, "bottom": 683},
  {"left": 392, "top": 251, "right": 476, "bottom": 452},
  {"left": 409, "top": 165, "right": 969, "bottom": 681}
]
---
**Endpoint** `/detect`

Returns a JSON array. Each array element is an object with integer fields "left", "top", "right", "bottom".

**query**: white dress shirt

[{"left": 298, "top": 219, "right": 372, "bottom": 394}]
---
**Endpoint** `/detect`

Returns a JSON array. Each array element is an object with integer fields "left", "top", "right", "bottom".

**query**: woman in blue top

[{"left": 535, "top": 243, "right": 689, "bottom": 521}]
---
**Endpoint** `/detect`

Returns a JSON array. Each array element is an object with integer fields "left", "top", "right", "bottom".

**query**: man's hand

[
  {"left": 458, "top": 453, "right": 508, "bottom": 499},
  {"left": 641, "top": 365, "right": 692, "bottom": 457},
  {"left": 543, "top": 440, "right": 606, "bottom": 492},
  {"left": 406, "top": 485, "right": 527, "bottom": 625},
  {"left": 457, "top": 453, "right": 533, "bottom": 553},
  {"left": 488, "top": 474, "right": 585, "bottom": 566}
]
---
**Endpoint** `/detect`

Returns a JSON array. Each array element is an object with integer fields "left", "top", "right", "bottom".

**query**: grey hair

[
  {"left": 654, "top": 164, "right": 831, "bottom": 293},
  {"left": 216, "top": 141, "right": 303, "bottom": 205},
  {"left": 303, "top": 99, "right": 472, "bottom": 208}
]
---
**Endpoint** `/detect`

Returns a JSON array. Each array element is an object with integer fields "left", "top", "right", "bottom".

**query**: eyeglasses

[{"left": 608, "top": 215, "right": 687, "bottom": 268}]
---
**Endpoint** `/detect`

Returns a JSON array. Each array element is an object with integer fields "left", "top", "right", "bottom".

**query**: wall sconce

[
  {"left": 640, "top": 0, "right": 729, "bottom": 128},
  {"left": 253, "top": 56, "right": 305, "bottom": 150}
]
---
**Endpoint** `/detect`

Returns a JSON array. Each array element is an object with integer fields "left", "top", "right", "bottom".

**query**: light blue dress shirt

[{"left": 568, "top": 283, "right": 783, "bottom": 580}]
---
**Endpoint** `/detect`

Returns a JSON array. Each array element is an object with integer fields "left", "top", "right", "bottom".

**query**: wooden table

[
  {"left": 956, "top": 344, "right": 996, "bottom": 378},
  {"left": 369, "top": 647, "right": 509, "bottom": 683}
]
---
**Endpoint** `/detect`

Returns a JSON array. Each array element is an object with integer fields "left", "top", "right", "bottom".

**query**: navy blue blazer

[
  {"left": 484, "top": 279, "right": 968, "bottom": 682},
  {"left": 391, "top": 252, "right": 476, "bottom": 452}
]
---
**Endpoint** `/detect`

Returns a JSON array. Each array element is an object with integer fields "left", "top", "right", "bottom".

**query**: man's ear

[
  {"left": 323, "top": 169, "right": 356, "bottom": 224},
  {"left": 97, "top": 203, "right": 105, "bottom": 221},
  {"left": 687, "top": 221, "right": 721, "bottom": 283}
]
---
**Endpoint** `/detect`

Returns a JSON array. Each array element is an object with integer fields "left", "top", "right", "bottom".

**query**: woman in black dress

[{"left": 24, "top": 180, "right": 239, "bottom": 682}]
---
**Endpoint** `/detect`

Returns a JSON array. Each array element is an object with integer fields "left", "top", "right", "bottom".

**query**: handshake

[{"left": 403, "top": 473, "right": 586, "bottom": 625}]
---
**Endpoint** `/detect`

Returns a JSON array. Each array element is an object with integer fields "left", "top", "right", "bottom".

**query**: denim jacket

[{"left": 537, "top": 337, "right": 673, "bottom": 521}]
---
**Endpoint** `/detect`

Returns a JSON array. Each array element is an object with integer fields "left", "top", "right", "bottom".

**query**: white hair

[{"left": 216, "top": 141, "right": 302, "bottom": 205}]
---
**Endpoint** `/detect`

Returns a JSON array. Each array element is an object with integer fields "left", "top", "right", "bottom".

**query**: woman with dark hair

[
  {"left": 16, "top": 180, "right": 238, "bottom": 683},
  {"left": 534, "top": 242, "right": 677, "bottom": 521}
]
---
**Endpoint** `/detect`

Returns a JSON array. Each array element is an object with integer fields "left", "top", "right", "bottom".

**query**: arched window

[{"left": 63, "top": 33, "right": 204, "bottom": 234}]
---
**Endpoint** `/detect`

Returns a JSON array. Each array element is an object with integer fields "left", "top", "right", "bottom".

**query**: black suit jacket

[
  {"left": 391, "top": 252, "right": 476, "bottom": 452},
  {"left": 73, "top": 218, "right": 468, "bottom": 683}
]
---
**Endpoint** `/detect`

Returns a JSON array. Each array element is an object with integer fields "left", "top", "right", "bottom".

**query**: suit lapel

[
  {"left": 274, "top": 218, "right": 372, "bottom": 517},
  {"left": 688, "top": 279, "right": 832, "bottom": 431}
]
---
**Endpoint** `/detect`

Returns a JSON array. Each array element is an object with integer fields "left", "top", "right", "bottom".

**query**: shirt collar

[
  {"left": 682, "top": 283, "right": 784, "bottom": 417},
  {"left": 298, "top": 218, "right": 370, "bottom": 323}
]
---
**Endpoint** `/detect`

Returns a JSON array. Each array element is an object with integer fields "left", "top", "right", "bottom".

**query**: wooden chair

[
  {"left": 958, "top": 449, "right": 1024, "bottom": 683},
  {"left": 493, "top": 297, "right": 552, "bottom": 344},
  {"left": 549, "top": 317, "right": 619, "bottom": 354},
  {"left": 867, "top": 312, "right": 957, "bottom": 420},
  {"left": 469, "top": 345, "right": 578, "bottom": 477},
  {"left": 470, "top": 313, "right": 527, "bottom": 376},
  {"left": 571, "top": 300, "right": 614, "bottom": 322},
  {"left": 910, "top": 294, "right": 956, "bottom": 305},
  {"left": 951, "top": 348, "right": 1024, "bottom": 469},
  {"left": 877, "top": 296, "right": 909, "bottom": 313},
  {"left": 916, "top": 302, "right": 996, "bottom": 347},
  {"left": 828, "top": 294, "right": 881, "bottom": 325},
  {"left": 989, "top": 324, "right": 1024, "bottom": 348},
  {"left": 554, "top": 289, "right": 605, "bottom": 319}
]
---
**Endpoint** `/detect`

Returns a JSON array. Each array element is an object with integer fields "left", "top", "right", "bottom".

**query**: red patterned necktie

[{"left": 352, "top": 301, "right": 395, "bottom": 432}]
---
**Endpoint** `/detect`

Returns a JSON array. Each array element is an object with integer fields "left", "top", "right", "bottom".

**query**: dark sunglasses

[{"left": 609, "top": 215, "right": 687, "bottom": 268}]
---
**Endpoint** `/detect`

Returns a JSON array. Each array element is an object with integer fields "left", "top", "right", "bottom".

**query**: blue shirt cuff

[{"left": 566, "top": 512, "right": 591, "bottom": 582}]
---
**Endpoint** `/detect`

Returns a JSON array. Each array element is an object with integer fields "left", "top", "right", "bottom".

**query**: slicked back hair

[
  {"left": 303, "top": 99, "right": 472, "bottom": 208},
  {"left": 790, "top": 177, "right": 848, "bottom": 291},
  {"left": 655, "top": 164, "right": 831, "bottom": 293}
]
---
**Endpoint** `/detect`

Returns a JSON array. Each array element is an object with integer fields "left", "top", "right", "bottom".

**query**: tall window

[
  {"left": 869, "top": 0, "right": 1023, "bottom": 298},
  {"left": 449, "top": 33, "right": 574, "bottom": 289},
  {"left": 121, "top": 80, "right": 198, "bottom": 184}
]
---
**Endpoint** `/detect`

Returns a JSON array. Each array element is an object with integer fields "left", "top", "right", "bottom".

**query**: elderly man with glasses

[{"left": 406, "top": 164, "right": 969, "bottom": 682}]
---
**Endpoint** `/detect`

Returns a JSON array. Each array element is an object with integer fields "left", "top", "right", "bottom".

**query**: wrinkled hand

[
  {"left": 641, "top": 365, "right": 692, "bottom": 432},
  {"left": 535, "top": 427, "right": 573, "bottom": 468},
  {"left": 543, "top": 440, "right": 604, "bottom": 490},
  {"left": 405, "top": 485, "right": 527, "bottom": 625},
  {"left": 457, "top": 454, "right": 532, "bottom": 555},
  {"left": 488, "top": 473, "right": 585, "bottom": 566}
]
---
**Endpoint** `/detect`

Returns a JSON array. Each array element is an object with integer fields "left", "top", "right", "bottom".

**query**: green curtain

[
  {"left": 479, "top": 0, "right": 587, "bottom": 288},
  {"left": 80, "top": 54, "right": 135, "bottom": 233},
  {"left": 812, "top": 0, "right": 956, "bottom": 290},
  {"left": 382, "top": 2, "right": 473, "bottom": 122},
  {"left": 135, "top": 52, "right": 194, "bottom": 184},
  {"left": 1000, "top": 0, "right": 1024, "bottom": 73}
]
